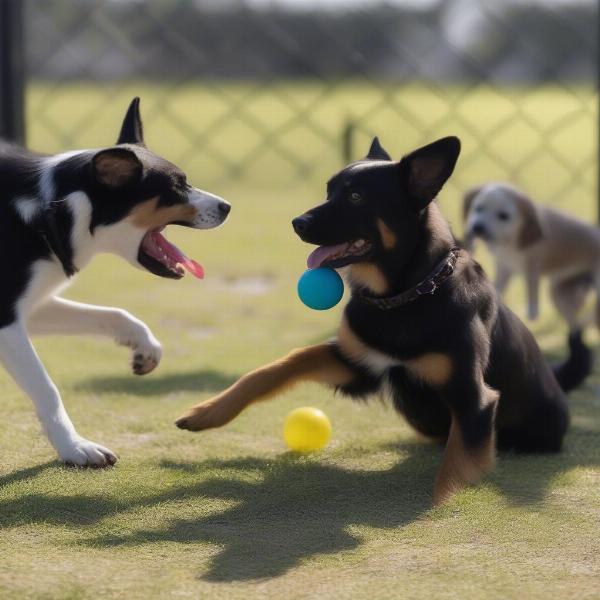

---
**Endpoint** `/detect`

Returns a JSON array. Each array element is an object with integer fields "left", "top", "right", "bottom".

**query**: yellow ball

[{"left": 283, "top": 407, "right": 332, "bottom": 452}]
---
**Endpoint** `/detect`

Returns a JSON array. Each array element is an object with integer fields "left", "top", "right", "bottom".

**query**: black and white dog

[{"left": 0, "top": 98, "right": 230, "bottom": 467}]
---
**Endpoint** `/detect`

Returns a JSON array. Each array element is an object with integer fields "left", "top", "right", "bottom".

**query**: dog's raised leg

[
  {"left": 0, "top": 320, "right": 117, "bottom": 466},
  {"left": 433, "top": 376, "right": 499, "bottom": 506},
  {"left": 176, "top": 343, "right": 355, "bottom": 431},
  {"left": 27, "top": 296, "right": 162, "bottom": 375},
  {"left": 494, "top": 263, "right": 512, "bottom": 296},
  {"left": 525, "top": 266, "right": 541, "bottom": 320}
]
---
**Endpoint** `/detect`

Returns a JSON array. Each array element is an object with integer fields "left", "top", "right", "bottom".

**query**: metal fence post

[
  {"left": 0, "top": 0, "right": 25, "bottom": 144},
  {"left": 342, "top": 118, "right": 355, "bottom": 165}
]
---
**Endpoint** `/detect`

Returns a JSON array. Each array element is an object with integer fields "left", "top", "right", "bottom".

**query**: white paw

[
  {"left": 116, "top": 313, "right": 162, "bottom": 375},
  {"left": 57, "top": 436, "right": 118, "bottom": 467},
  {"left": 130, "top": 333, "right": 162, "bottom": 376}
]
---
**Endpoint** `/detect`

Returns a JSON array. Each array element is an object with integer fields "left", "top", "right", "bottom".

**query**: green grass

[{"left": 1, "top": 83, "right": 599, "bottom": 598}]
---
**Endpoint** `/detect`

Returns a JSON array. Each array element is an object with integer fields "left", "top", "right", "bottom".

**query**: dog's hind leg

[
  {"left": 494, "top": 263, "right": 512, "bottom": 296},
  {"left": 433, "top": 372, "right": 499, "bottom": 506},
  {"left": 589, "top": 269, "right": 600, "bottom": 330},
  {"left": 0, "top": 320, "right": 117, "bottom": 466},
  {"left": 175, "top": 343, "right": 356, "bottom": 431},
  {"left": 525, "top": 266, "right": 541, "bottom": 320},
  {"left": 549, "top": 275, "right": 594, "bottom": 392},
  {"left": 549, "top": 275, "right": 591, "bottom": 332},
  {"left": 27, "top": 296, "right": 162, "bottom": 375}
]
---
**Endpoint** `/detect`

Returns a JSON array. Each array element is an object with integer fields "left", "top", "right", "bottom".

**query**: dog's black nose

[
  {"left": 218, "top": 201, "right": 231, "bottom": 216},
  {"left": 292, "top": 216, "right": 311, "bottom": 235},
  {"left": 472, "top": 222, "right": 486, "bottom": 236}
]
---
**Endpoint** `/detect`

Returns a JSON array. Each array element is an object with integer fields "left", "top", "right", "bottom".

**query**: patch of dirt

[
  {"left": 115, "top": 432, "right": 159, "bottom": 449},
  {"left": 219, "top": 274, "right": 276, "bottom": 295},
  {"left": 160, "top": 318, "right": 216, "bottom": 341}
]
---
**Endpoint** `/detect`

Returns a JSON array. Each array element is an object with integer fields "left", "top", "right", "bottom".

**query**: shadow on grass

[
  {"left": 0, "top": 461, "right": 56, "bottom": 488},
  {"left": 379, "top": 422, "right": 600, "bottom": 509},
  {"left": 74, "top": 368, "right": 238, "bottom": 396},
  {"left": 0, "top": 418, "right": 600, "bottom": 582},
  {"left": 111, "top": 450, "right": 438, "bottom": 581},
  {"left": 0, "top": 443, "right": 438, "bottom": 580},
  {"left": 1, "top": 422, "right": 599, "bottom": 581},
  {"left": 493, "top": 424, "right": 600, "bottom": 506},
  {"left": 2, "top": 333, "right": 598, "bottom": 581}
]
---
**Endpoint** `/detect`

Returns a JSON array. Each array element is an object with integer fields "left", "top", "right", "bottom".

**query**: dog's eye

[
  {"left": 348, "top": 192, "right": 364, "bottom": 205},
  {"left": 174, "top": 175, "right": 188, "bottom": 189},
  {"left": 497, "top": 211, "right": 510, "bottom": 221}
]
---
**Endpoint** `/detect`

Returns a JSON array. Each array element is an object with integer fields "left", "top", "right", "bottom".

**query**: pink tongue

[
  {"left": 307, "top": 243, "right": 349, "bottom": 269},
  {"left": 152, "top": 231, "right": 204, "bottom": 279},
  {"left": 181, "top": 258, "right": 205, "bottom": 279}
]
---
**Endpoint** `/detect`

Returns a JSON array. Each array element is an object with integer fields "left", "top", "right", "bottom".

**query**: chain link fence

[{"left": 10, "top": 0, "right": 599, "bottom": 213}]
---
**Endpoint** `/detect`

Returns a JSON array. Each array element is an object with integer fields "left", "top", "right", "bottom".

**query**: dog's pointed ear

[
  {"left": 515, "top": 192, "right": 544, "bottom": 248},
  {"left": 366, "top": 136, "right": 391, "bottom": 161},
  {"left": 92, "top": 148, "right": 143, "bottom": 188},
  {"left": 399, "top": 136, "right": 461, "bottom": 211},
  {"left": 463, "top": 185, "right": 483, "bottom": 221},
  {"left": 117, "top": 97, "right": 145, "bottom": 146}
]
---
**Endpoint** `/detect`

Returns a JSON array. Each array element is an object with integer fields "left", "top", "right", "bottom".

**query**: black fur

[
  {"left": 0, "top": 143, "right": 51, "bottom": 327},
  {"left": 117, "top": 96, "right": 145, "bottom": 145},
  {"left": 553, "top": 330, "right": 592, "bottom": 393},
  {"left": 294, "top": 137, "right": 584, "bottom": 455}
]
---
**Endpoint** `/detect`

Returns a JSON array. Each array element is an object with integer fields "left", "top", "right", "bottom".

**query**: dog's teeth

[{"left": 355, "top": 239, "right": 365, "bottom": 248}]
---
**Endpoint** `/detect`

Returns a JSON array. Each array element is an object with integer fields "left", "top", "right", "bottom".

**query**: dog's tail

[{"left": 553, "top": 330, "right": 593, "bottom": 393}]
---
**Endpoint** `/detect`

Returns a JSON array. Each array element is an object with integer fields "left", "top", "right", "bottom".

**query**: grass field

[{"left": 1, "top": 83, "right": 599, "bottom": 598}]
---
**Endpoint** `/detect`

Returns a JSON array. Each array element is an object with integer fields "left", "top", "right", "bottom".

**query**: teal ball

[{"left": 297, "top": 268, "right": 344, "bottom": 311}]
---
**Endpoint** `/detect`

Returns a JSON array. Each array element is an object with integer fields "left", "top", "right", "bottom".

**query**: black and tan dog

[{"left": 176, "top": 136, "right": 587, "bottom": 504}]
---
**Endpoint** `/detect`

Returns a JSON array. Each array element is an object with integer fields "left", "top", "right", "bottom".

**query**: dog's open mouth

[
  {"left": 138, "top": 228, "right": 204, "bottom": 280},
  {"left": 307, "top": 239, "right": 373, "bottom": 269}
]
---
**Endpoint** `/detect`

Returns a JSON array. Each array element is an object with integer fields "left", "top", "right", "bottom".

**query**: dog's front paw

[
  {"left": 131, "top": 334, "right": 162, "bottom": 376},
  {"left": 56, "top": 436, "right": 118, "bottom": 468},
  {"left": 175, "top": 398, "right": 242, "bottom": 431},
  {"left": 116, "top": 314, "right": 162, "bottom": 375}
]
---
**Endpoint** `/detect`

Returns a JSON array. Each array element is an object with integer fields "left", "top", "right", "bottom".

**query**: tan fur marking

[
  {"left": 176, "top": 343, "right": 354, "bottom": 431},
  {"left": 128, "top": 197, "right": 197, "bottom": 230},
  {"left": 405, "top": 353, "right": 453, "bottom": 387},
  {"left": 376, "top": 218, "right": 397, "bottom": 250},
  {"left": 433, "top": 388, "right": 499, "bottom": 505},
  {"left": 347, "top": 263, "right": 388, "bottom": 295},
  {"left": 94, "top": 152, "right": 141, "bottom": 187},
  {"left": 337, "top": 318, "right": 371, "bottom": 363},
  {"left": 514, "top": 193, "right": 544, "bottom": 248}
]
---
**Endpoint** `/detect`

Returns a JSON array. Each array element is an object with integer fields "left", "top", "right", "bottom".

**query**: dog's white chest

[
  {"left": 359, "top": 347, "right": 400, "bottom": 374},
  {"left": 494, "top": 245, "right": 525, "bottom": 271},
  {"left": 337, "top": 319, "right": 400, "bottom": 375},
  {"left": 17, "top": 260, "right": 70, "bottom": 317}
]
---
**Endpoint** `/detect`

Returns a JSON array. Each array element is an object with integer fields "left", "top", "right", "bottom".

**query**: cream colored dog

[{"left": 463, "top": 182, "right": 600, "bottom": 333}]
